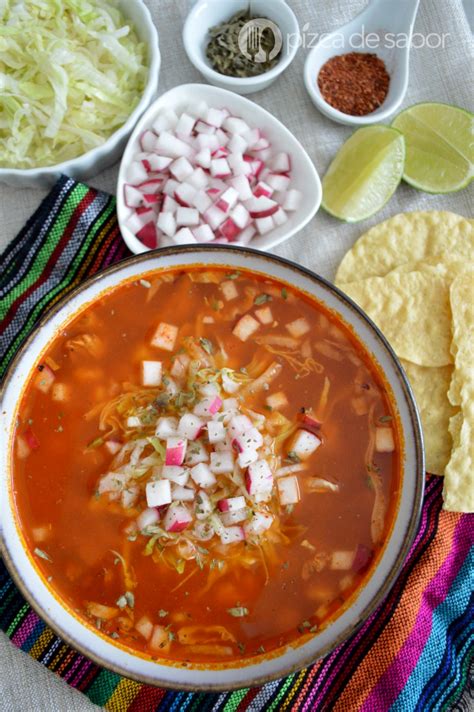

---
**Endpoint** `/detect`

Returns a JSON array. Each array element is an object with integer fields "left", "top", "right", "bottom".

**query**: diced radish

[
  {"left": 283, "top": 189, "right": 302, "bottom": 211},
  {"left": 230, "top": 203, "right": 250, "bottom": 229},
  {"left": 140, "top": 129, "right": 158, "bottom": 152},
  {"left": 157, "top": 211, "right": 177, "bottom": 237},
  {"left": 126, "top": 212, "right": 148, "bottom": 235},
  {"left": 188, "top": 167, "right": 209, "bottom": 190},
  {"left": 137, "top": 221, "right": 157, "bottom": 248},
  {"left": 138, "top": 178, "right": 163, "bottom": 194},
  {"left": 34, "top": 364, "right": 55, "bottom": 393},
  {"left": 196, "top": 133, "right": 219, "bottom": 151},
  {"left": 152, "top": 109, "right": 179, "bottom": 133},
  {"left": 223, "top": 116, "right": 250, "bottom": 135},
  {"left": 207, "top": 421, "right": 226, "bottom": 443},
  {"left": 277, "top": 475, "right": 301, "bottom": 505},
  {"left": 204, "top": 205, "right": 226, "bottom": 230},
  {"left": 253, "top": 181, "right": 273, "bottom": 198},
  {"left": 221, "top": 373, "right": 239, "bottom": 395},
  {"left": 142, "top": 360, "right": 162, "bottom": 386},
  {"left": 137, "top": 507, "right": 160, "bottom": 530},
  {"left": 266, "top": 173, "right": 291, "bottom": 192},
  {"left": 127, "top": 161, "right": 148, "bottom": 185},
  {"left": 228, "top": 134, "right": 248, "bottom": 154},
  {"left": 142, "top": 192, "right": 161, "bottom": 206},
  {"left": 255, "top": 305, "right": 273, "bottom": 325},
  {"left": 151, "top": 322, "right": 178, "bottom": 351},
  {"left": 190, "top": 462, "right": 216, "bottom": 488},
  {"left": 193, "top": 223, "right": 215, "bottom": 242},
  {"left": 146, "top": 479, "right": 172, "bottom": 507},
  {"left": 152, "top": 155, "right": 173, "bottom": 172},
  {"left": 244, "top": 511, "right": 273, "bottom": 537},
  {"left": 149, "top": 624, "right": 170, "bottom": 652},
  {"left": 266, "top": 391, "right": 288, "bottom": 409},
  {"left": 172, "top": 485, "right": 195, "bottom": 502},
  {"left": 238, "top": 448, "right": 259, "bottom": 468},
  {"left": 23, "top": 427, "right": 39, "bottom": 451},
  {"left": 174, "top": 182, "right": 197, "bottom": 207},
  {"left": 194, "top": 395, "right": 222, "bottom": 417},
  {"left": 126, "top": 415, "right": 141, "bottom": 428},
  {"left": 178, "top": 413, "right": 204, "bottom": 440},
  {"left": 184, "top": 440, "right": 209, "bottom": 465},
  {"left": 273, "top": 207, "right": 289, "bottom": 226},
  {"left": 176, "top": 112, "right": 196, "bottom": 136},
  {"left": 220, "top": 509, "right": 248, "bottom": 525},
  {"left": 176, "top": 207, "right": 199, "bottom": 226},
  {"left": 229, "top": 174, "right": 252, "bottom": 200},
  {"left": 163, "top": 503, "right": 192, "bottom": 532},
  {"left": 155, "top": 416, "right": 178, "bottom": 438},
  {"left": 228, "top": 415, "right": 253, "bottom": 438},
  {"left": 353, "top": 544, "right": 372, "bottom": 572},
  {"left": 286, "top": 317, "right": 310, "bottom": 338},
  {"left": 165, "top": 437, "right": 187, "bottom": 466},
  {"left": 241, "top": 127, "right": 260, "bottom": 148},
  {"left": 161, "top": 194, "right": 178, "bottom": 213},
  {"left": 215, "top": 128, "right": 230, "bottom": 146},
  {"left": 246, "top": 459, "right": 273, "bottom": 495},
  {"left": 210, "top": 451, "right": 234, "bottom": 474},
  {"left": 220, "top": 280, "right": 238, "bottom": 302},
  {"left": 255, "top": 217, "right": 273, "bottom": 235},
  {"left": 156, "top": 131, "right": 193, "bottom": 159},
  {"left": 206, "top": 107, "right": 227, "bottom": 127},
  {"left": 195, "top": 119, "right": 216, "bottom": 135},
  {"left": 170, "top": 156, "right": 194, "bottom": 181},
  {"left": 220, "top": 525, "right": 245, "bottom": 545},
  {"left": 211, "top": 158, "right": 231, "bottom": 178},
  {"left": 163, "top": 178, "right": 180, "bottom": 197},
  {"left": 228, "top": 153, "right": 251, "bottom": 177},
  {"left": 375, "top": 427, "right": 395, "bottom": 452},
  {"left": 331, "top": 550, "right": 356, "bottom": 570},
  {"left": 217, "top": 496, "right": 246, "bottom": 512},
  {"left": 236, "top": 224, "right": 257, "bottom": 245},
  {"left": 219, "top": 218, "right": 241, "bottom": 241},
  {"left": 194, "top": 100, "right": 209, "bottom": 119},
  {"left": 271, "top": 152, "right": 291, "bottom": 173},
  {"left": 51, "top": 382, "right": 70, "bottom": 403},
  {"left": 216, "top": 187, "right": 239, "bottom": 213},
  {"left": 212, "top": 146, "right": 229, "bottom": 159},
  {"left": 246, "top": 196, "right": 278, "bottom": 218},
  {"left": 104, "top": 439, "right": 122, "bottom": 455},
  {"left": 192, "top": 190, "right": 213, "bottom": 214},
  {"left": 289, "top": 430, "right": 321, "bottom": 460},
  {"left": 136, "top": 615, "right": 154, "bottom": 641},
  {"left": 173, "top": 228, "right": 197, "bottom": 244},
  {"left": 232, "top": 314, "right": 260, "bottom": 342},
  {"left": 195, "top": 148, "right": 212, "bottom": 169},
  {"left": 162, "top": 465, "right": 189, "bottom": 486},
  {"left": 124, "top": 184, "right": 144, "bottom": 208}
]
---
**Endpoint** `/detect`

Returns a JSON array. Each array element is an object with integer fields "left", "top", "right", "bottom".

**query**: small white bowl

[
  {"left": 0, "top": 0, "right": 161, "bottom": 189},
  {"left": 117, "top": 83, "right": 321, "bottom": 254},
  {"left": 304, "top": 0, "right": 420, "bottom": 126},
  {"left": 183, "top": 0, "right": 299, "bottom": 95}
]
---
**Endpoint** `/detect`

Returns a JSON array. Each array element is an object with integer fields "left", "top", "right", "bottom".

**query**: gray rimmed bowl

[{"left": 0, "top": 246, "right": 424, "bottom": 690}]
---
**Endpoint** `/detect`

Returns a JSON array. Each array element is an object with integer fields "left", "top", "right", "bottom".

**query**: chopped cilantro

[
  {"left": 87, "top": 436, "right": 104, "bottom": 449},
  {"left": 254, "top": 293, "right": 272, "bottom": 305},
  {"left": 226, "top": 271, "right": 240, "bottom": 280},
  {"left": 237, "top": 641, "right": 246, "bottom": 654},
  {"left": 199, "top": 337, "right": 214, "bottom": 355},
  {"left": 257, "top": 645, "right": 266, "bottom": 654},
  {"left": 227, "top": 606, "right": 249, "bottom": 618},
  {"left": 158, "top": 609, "right": 169, "bottom": 618},
  {"left": 286, "top": 450, "right": 301, "bottom": 463},
  {"left": 281, "top": 287, "right": 288, "bottom": 299},
  {"left": 378, "top": 415, "right": 393, "bottom": 423}
]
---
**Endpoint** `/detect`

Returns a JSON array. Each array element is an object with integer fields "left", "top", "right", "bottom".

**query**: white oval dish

[
  {"left": 0, "top": 0, "right": 161, "bottom": 189},
  {"left": 183, "top": 0, "right": 299, "bottom": 95},
  {"left": 117, "top": 84, "right": 322, "bottom": 254},
  {"left": 0, "top": 246, "right": 424, "bottom": 691}
]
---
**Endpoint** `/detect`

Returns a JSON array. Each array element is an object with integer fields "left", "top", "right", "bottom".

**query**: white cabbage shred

[{"left": 0, "top": 0, "right": 148, "bottom": 168}]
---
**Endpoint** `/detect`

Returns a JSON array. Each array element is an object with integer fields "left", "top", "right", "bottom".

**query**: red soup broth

[{"left": 12, "top": 266, "right": 401, "bottom": 663}]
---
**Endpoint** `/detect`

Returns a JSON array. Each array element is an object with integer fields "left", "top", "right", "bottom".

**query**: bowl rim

[
  {"left": 182, "top": 0, "right": 300, "bottom": 87},
  {"left": 116, "top": 83, "right": 322, "bottom": 255},
  {"left": 0, "top": 244, "right": 425, "bottom": 691},
  {"left": 0, "top": 0, "right": 161, "bottom": 180}
]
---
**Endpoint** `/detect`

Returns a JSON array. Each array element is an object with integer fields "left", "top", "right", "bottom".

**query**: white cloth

[{"left": 0, "top": 1, "right": 472, "bottom": 709}]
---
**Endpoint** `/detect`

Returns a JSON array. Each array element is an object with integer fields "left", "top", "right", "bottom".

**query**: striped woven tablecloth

[{"left": 0, "top": 177, "right": 472, "bottom": 711}]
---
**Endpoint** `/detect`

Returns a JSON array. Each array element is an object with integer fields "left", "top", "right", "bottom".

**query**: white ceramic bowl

[
  {"left": 0, "top": 246, "right": 424, "bottom": 691},
  {"left": 0, "top": 0, "right": 161, "bottom": 189},
  {"left": 117, "top": 83, "right": 321, "bottom": 254},
  {"left": 183, "top": 0, "right": 299, "bottom": 95}
]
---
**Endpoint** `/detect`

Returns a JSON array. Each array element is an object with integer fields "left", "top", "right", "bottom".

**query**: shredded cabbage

[{"left": 0, "top": 0, "right": 148, "bottom": 169}]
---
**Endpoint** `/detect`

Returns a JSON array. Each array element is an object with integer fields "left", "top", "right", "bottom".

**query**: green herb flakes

[
  {"left": 378, "top": 415, "right": 393, "bottom": 423},
  {"left": 34, "top": 548, "right": 52, "bottom": 562},
  {"left": 87, "top": 436, "right": 104, "bottom": 450},
  {"left": 158, "top": 609, "right": 169, "bottom": 618},
  {"left": 281, "top": 288, "right": 288, "bottom": 300},
  {"left": 254, "top": 293, "right": 272, "bottom": 305},
  {"left": 227, "top": 606, "right": 249, "bottom": 618},
  {"left": 199, "top": 337, "right": 214, "bottom": 355},
  {"left": 226, "top": 271, "right": 240, "bottom": 280}
]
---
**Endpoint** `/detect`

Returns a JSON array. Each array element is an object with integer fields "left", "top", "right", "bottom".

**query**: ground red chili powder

[{"left": 317, "top": 52, "right": 390, "bottom": 116}]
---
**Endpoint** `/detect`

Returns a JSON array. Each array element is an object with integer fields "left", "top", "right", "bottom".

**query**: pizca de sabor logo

[{"left": 238, "top": 18, "right": 283, "bottom": 63}]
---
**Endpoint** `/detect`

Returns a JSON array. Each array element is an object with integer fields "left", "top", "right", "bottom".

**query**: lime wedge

[
  {"left": 322, "top": 126, "right": 405, "bottom": 223},
  {"left": 392, "top": 102, "right": 473, "bottom": 194}
]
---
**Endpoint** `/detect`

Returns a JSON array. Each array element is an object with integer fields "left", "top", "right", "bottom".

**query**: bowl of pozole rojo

[{"left": 0, "top": 247, "right": 423, "bottom": 690}]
